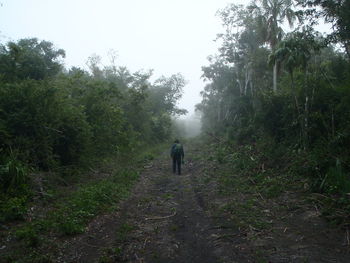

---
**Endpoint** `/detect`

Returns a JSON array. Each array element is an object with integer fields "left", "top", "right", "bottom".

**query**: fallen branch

[
  {"left": 145, "top": 211, "right": 177, "bottom": 220},
  {"left": 78, "top": 240, "right": 106, "bottom": 248},
  {"left": 35, "top": 190, "right": 53, "bottom": 198},
  {"left": 214, "top": 233, "right": 238, "bottom": 241},
  {"left": 310, "top": 193, "right": 329, "bottom": 199},
  {"left": 143, "top": 238, "right": 149, "bottom": 249},
  {"left": 249, "top": 178, "right": 256, "bottom": 185},
  {"left": 257, "top": 192, "right": 265, "bottom": 201},
  {"left": 208, "top": 225, "right": 234, "bottom": 230}
]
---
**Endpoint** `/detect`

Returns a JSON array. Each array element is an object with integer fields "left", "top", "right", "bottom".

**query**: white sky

[
  {"left": 0, "top": 0, "right": 331, "bottom": 115},
  {"left": 0, "top": 0, "right": 240, "bottom": 115}
]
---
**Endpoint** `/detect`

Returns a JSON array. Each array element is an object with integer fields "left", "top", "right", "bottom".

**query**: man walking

[{"left": 170, "top": 139, "right": 184, "bottom": 175}]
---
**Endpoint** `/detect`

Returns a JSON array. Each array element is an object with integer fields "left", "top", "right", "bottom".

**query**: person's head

[{"left": 174, "top": 139, "right": 179, "bottom": 143}]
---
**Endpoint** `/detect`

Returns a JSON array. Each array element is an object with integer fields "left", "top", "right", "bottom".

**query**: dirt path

[
  {"left": 57, "top": 147, "right": 350, "bottom": 263},
  {"left": 57, "top": 149, "right": 248, "bottom": 263}
]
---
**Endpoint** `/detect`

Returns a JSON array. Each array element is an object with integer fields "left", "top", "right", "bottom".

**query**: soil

[{"left": 56, "top": 146, "right": 350, "bottom": 263}]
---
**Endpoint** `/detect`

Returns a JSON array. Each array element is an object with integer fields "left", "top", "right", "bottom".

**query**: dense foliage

[
  {"left": 0, "top": 38, "right": 186, "bottom": 204},
  {"left": 196, "top": 0, "right": 350, "bottom": 198}
]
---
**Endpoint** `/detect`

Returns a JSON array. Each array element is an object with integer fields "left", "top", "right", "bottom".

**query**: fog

[
  {"left": 0, "top": 0, "right": 332, "bottom": 117},
  {"left": 174, "top": 113, "right": 202, "bottom": 138},
  {"left": 0, "top": 0, "right": 241, "bottom": 116}
]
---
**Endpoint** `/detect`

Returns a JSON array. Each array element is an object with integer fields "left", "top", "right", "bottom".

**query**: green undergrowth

[
  {"left": 1, "top": 169, "right": 139, "bottom": 262},
  {"left": 0, "top": 155, "right": 32, "bottom": 223},
  {"left": 0, "top": 140, "right": 166, "bottom": 223},
  {"left": 200, "top": 136, "right": 350, "bottom": 229},
  {"left": 137, "top": 142, "right": 169, "bottom": 165},
  {"left": 0, "top": 144, "right": 166, "bottom": 263},
  {"left": 97, "top": 223, "right": 135, "bottom": 263},
  {"left": 52, "top": 169, "right": 138, "bottom": 235}
]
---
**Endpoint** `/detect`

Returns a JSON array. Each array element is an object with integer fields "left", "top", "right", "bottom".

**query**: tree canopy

[
  {"left": 0, "top": 37, "right": 186, "bottom": 173},
  {"left": 196, "top": 0, "right": 350, "bottom": 195}
]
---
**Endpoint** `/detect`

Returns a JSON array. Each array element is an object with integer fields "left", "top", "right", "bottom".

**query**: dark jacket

[{"left": 170, "top": 143, "right": 184, "bottom": 159}]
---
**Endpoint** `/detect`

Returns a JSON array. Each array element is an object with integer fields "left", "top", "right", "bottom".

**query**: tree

[
  {"left": 217, "top": 4, "right": 267, "bottom": 97},
  {"left": 149, "top": 73, "right": 188, "bottom": 116},
  {"left": 250, "top": 0, "right": 300, "bottom": 92},
  {"left": 270, "top": 29, "right": 321, "bottom": 147},
  {"left": 270, "top": 29, "right": 318, "bottom": 107},
  {"left": 86, "top": 54, "right": 103, "bottom": 78},
  {"left": 299, "top": 0, "right": 350, "bottom": 59},
  {"left": 0, "top": 38, "right": 65, "bottom": 81}
]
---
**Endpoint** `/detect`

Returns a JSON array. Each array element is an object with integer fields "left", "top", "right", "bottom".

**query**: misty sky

[
  {"left": 0, "top": 0, "right": 330, "bottom": 115},
  {"left": 0, "top": 0, "right": 239, "bottom": 114}
]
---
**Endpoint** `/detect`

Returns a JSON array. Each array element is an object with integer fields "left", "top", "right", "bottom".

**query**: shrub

[{"left": 0, "top": 196, "right": 28, "bottom": 222}]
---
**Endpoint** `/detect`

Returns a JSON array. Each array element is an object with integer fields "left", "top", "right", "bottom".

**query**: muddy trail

[{"left": 57, "top": 147, "right": 350, "bottom": 263}]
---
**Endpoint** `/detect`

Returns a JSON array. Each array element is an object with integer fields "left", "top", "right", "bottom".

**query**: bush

[
  {"left": 318, "top": 160, "right": 350, "bottom": 194},
  {"left": 15, "top": 225, "right": 40, "bottom": 247},
  {"left": 0, "top": 80, "right": 93, "bottom": 169},
  {"left": 0, "top": 155, "right": 30, "bottom": 193},
  {"left": 0, "top": 196, "right": 28, "bottom": 222},
  {"left": 51, "top": 169, "right": 139, "bottom": 235}
]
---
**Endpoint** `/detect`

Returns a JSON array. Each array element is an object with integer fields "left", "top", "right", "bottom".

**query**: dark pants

[{"left": 172, "top": 156, "right": 181, "bottom": 175}]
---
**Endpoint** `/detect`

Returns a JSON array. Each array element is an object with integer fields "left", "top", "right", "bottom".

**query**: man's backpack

[{"left": 172, "top": 143, "right": 182, "bottom": 156}]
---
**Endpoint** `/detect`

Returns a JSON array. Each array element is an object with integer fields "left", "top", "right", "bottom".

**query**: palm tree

[
  {"left": 250, "top": 0, "right": 299, "bottom": 92},
  {"left": 269, "top": 30, "right": 319, "bottom": 147}
]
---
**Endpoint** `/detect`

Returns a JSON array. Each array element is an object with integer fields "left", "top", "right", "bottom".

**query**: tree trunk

[
  {"left": 273, "top": 62, "right": 278, "bottom": 92},
  {"left": 291, "top": 71, "right": 303, "bottom": 146},
  {"left": 291, "top": 71, "right": 300, "bottom": 115},
  {"left": 331, "top": 107, "right": 335, "bottom": 138},
  {"left": 237, "top": 79, "right": 243, "bottom": 96},
  {"left": 344, "top": 42, "right": 350, "bottom": 60},
  {"left": 304, "top": 95, "right": 309, "bottom": 149},
  {"left": 244, "top": 69, "right": 248, "bottom": 96}
]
